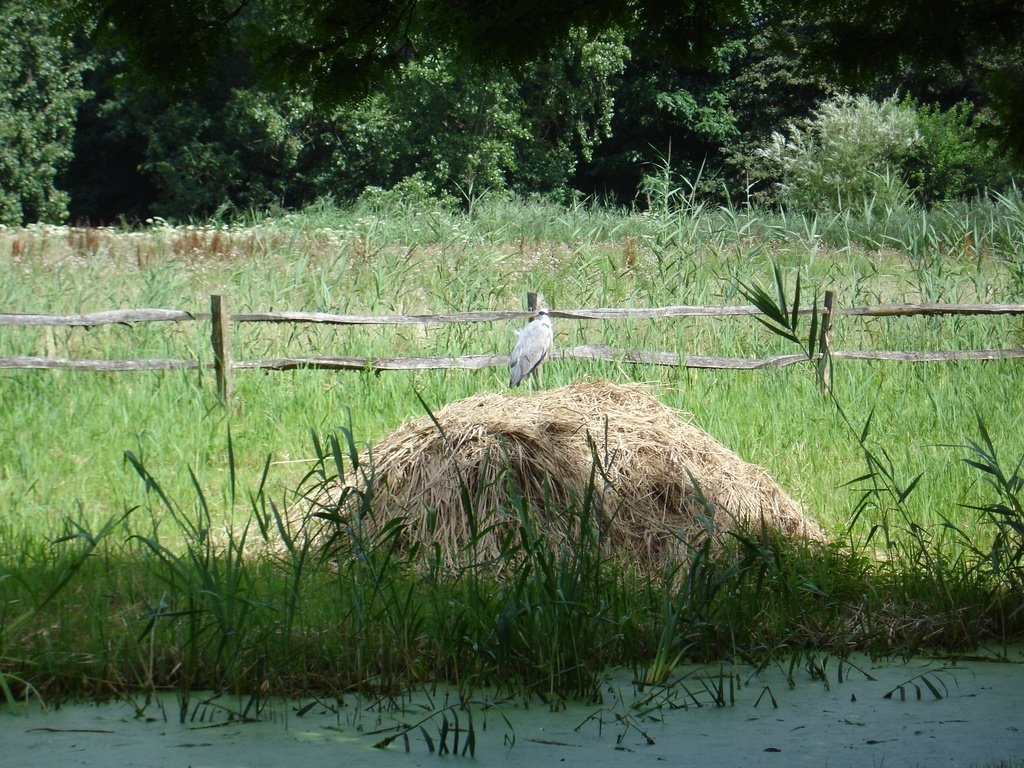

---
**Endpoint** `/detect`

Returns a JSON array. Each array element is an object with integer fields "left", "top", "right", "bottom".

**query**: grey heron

[{"left": 509, "top": 309, "right": 552, "bottom": 387}]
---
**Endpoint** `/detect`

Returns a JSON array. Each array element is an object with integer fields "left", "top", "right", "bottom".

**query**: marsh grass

[
  {"left": 0, "top": 420, "right": 1020, "bottom": 709},
  {"left": 2, "top": 194, "right": 1024, "bottom": 706}
]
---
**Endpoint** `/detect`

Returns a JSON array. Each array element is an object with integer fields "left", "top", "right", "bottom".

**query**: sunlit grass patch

[{"left": 2, "top": 195, "right": 1024, "bottom": 706}]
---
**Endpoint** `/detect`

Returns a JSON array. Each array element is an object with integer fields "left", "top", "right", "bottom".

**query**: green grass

[{"left": 1, "top": 193, "right": 1024, "bottom": 704}]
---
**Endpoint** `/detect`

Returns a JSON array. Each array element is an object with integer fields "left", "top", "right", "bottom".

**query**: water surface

[{"left": 5, "top": 651, "right": 1022, "bottom": 767}]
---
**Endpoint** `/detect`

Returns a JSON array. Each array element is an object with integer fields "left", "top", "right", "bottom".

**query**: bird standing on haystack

[{"left": 509, "top": 308, "right": 552, "bottom": 388}]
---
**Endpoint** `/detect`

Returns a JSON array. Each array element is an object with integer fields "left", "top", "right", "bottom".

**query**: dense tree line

[
  {"left": 1, "top": 0, "right": 1020, "bottom": 224},
  {"left": 0, "top": 2, "right": 89, "bottom": 224}
]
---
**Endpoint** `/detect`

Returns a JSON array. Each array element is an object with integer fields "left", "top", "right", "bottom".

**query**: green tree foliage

[
  {"left": 576, "top": 37, "right": 744, "bottom": 204},
  {"left": 70, "top": 0, "right": 1024, "bottom": 162},
  {"left": 22, "top": 0, "right": 1023, "bottom": 220},
  {"left": 74, "top": 30, "right": 628, "bottom": 218},
  {"left": 72, "top": 0, "right": 743, "bottom": 104},
  {"left": 576, "top": 8, "right": 837, "bottom": 206},
  {"left": 903, "top": 99, "right": 1012, "bottom": 203},
  {"left": 798, "top": 0, "right": 1024, "bottom": 160},
  {"left": 718, "top": 19, "right": 835, "bottom": 202},
  {"left": 69, "top": 62, "right": 280, "bottom": 219},
  {"left": 0, "top": 1, "right": 89, "bottom": 225},
  {"left": 376, "top": 30, "right": 629, "bottom": 199}
]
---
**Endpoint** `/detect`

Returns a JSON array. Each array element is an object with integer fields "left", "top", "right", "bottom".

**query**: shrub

[
  {"left": 751, "top": 94, "right": 1016, "bottom": 212},
  {"left": 902, "top": 99, "right": 1011, "bottom": 204},
  {"left": 357, "top": 172, "right": 459, "bottom": 213},
  {"left": 754, "top": 93, "right": 920, "bottom": 212}
]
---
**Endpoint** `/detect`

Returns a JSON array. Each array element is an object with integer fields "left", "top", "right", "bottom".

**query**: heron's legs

[{"left": 527, "top": 364, "right": 543, "bottom": 394}]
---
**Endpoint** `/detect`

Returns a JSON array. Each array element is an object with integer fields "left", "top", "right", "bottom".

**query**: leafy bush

[
  {"left": 751, "top": 94, "right": 1015, "bottom": 212},
  {"left": 902, "top": 99, "right": 1011, "bottom": 204},
  {"left": 754, "top": 94, "right": 920, "bottom": 212},
  {"left": 357, "top": 173, "right": 459, "bottom": 213}
]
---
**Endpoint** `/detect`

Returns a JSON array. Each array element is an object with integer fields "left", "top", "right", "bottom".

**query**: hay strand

[{"left": 305, "top": 381, "right": 825, "bottom": 569}]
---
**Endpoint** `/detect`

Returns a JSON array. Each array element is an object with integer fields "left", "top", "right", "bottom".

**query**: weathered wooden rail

[
  {"left": 3, "top": 295, "right": 1023, "bottom": 404},
  {"left": 6, "top": 302, "right": 1023, "bottom": 327}
]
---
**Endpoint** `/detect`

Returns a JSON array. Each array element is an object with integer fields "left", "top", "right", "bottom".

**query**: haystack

[{"left": 305, "top": 380, "right": 824, "bottom": 569}]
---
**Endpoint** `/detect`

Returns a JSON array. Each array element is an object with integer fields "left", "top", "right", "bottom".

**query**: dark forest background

[{"left": 2, "top": 0, "right": 1021, "bottom": 225}]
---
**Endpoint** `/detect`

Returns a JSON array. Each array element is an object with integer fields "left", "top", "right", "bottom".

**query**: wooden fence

[{"left": 3, "top": 293, "right": 1024, "bottom": 404}]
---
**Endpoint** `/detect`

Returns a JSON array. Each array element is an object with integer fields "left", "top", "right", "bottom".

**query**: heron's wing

[
  {"left": 509, "top": 359, "right": 527, "bottom": 387},
  {"left": 508, "top": 320, "right": 551, "bottom": 387},
  {"left": 509, "top": 326, "right": 536, "bottom": 386},
  {"left": 509, "top": 341, "right": 536, "bottom": 386}
]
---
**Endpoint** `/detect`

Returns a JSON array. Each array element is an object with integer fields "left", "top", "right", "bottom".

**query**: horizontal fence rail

[
  {"left": 839, "top": 302, "right": 1024, "bottom": 317},
  {"left": 0, "top": 309, "right": 197, "bottom": 327},
  {"left": 4, "top": 347, "right": 1024, "bottom": 374},
  {"left": 3, "top": 295, "right": 1024, "bottom": 404},
  {"left": 5, "top": 302, "right": 1024, "bottom": 328},
  {"left": 0, "top": 356, "right": 202, "bottom": 371}
]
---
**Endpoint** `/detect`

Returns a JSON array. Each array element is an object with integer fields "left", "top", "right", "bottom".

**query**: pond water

[{"left": 4, "top": 650, "right": 1023, "bottom": 767}]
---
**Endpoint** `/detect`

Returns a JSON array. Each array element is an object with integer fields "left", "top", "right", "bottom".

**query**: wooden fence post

[
  {"left": 211, "top": 294, "right": 234, "bottom": 405},
  {"left": 818, "top": 290, "right": 834, "bottom": 395}
]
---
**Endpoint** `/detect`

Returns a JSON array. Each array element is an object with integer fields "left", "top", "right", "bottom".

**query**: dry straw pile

[{"left": 306, "top": 380, "right": 825, "bottom": 569}]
